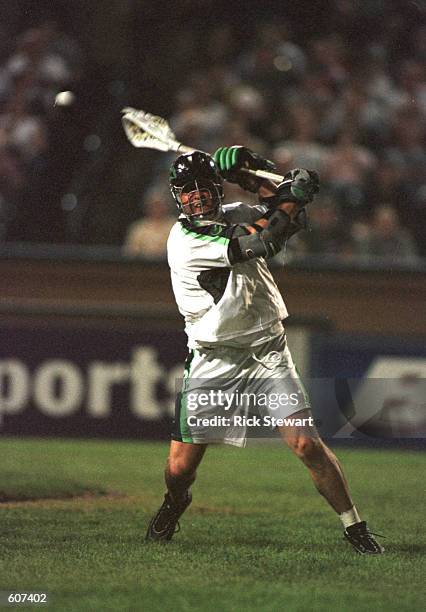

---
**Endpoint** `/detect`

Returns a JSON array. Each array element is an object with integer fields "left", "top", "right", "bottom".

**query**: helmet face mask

[{"left": 170, "top": 152, "right": 224, "bottom": 225}]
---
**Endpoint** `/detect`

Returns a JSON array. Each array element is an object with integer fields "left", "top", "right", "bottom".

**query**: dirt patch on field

[{"left": 0, "top": 487, "right": 125, "bottom": 504}]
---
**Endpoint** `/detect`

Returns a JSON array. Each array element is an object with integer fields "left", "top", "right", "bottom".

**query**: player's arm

[
  {"left": 214, "top": 145, "right": 292, "bottom": 225},
  {"left": 213, "top": 146, "right": 318, "bottom": 263},
  {"left": 228, "top": 171, "right": 318, "bottom": 263}
]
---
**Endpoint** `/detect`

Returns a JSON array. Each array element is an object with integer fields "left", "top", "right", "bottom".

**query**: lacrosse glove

[
  {"left": 261, "top": 168, "right": 320, "bottom": 210},
  {"left": 213, "top": 146, "right": 276, "bottom": 193}
]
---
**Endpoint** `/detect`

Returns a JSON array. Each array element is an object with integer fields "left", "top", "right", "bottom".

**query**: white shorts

[{"left": 172, "top": 332, "right": 312, "bottom": 447}]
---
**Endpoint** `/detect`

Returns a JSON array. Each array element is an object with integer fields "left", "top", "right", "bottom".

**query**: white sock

[{"left": 339, "top": 506, "right": 361, "bottom": 529}]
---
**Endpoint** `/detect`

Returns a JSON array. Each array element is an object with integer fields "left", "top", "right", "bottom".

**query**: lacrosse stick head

[
  {"left": 121, "top": 107, "right": 182, "bottom": 152},
  {"left": 169, "top": 151, "right": 224, "bottom": 226}
]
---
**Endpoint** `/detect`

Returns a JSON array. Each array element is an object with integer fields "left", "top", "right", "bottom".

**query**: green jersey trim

[{"left": 180, "top": 224, "right": 230, "bottom": 245}]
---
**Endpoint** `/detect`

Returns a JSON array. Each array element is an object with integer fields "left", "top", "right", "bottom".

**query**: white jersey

[{"left": 167, "top": 203, "right": 288, "bottom": 349}]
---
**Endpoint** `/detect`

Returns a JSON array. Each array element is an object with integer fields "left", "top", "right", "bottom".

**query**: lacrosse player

[{"left": 146, "top": 146, "right": 384, "bottom": 554}]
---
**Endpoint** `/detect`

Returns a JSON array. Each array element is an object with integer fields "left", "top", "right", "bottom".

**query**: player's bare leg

[
  {"left": 145, "top": 441, "right": 207, "bottom": 542},
  {"left": 165, "top": 440, "right": 207, "bottom": 504},
  {"left": 279, "top": 410, "right": 352, "bottom": 513},
  {"left": 278, "top": 409, "right": 384, "bottom": 553}
]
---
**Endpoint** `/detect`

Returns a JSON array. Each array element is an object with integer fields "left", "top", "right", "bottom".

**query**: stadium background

[
  {"left": 0, "top": 2, "right": 425, "bottom": 610},
  {"left": 0, "top": 0, "right": 424, "bottom": 439}
]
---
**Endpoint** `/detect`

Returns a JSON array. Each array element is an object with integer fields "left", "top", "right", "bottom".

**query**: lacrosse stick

[{"left": 121, "top": 107, "right": 286, "bottom": 183}]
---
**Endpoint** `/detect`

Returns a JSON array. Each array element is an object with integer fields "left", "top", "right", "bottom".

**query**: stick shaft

[
  {"left": 122, "top": 108, "right": 285, "bottom": 182},
  {"left": 246, "top": 168, "right": 284, "bottom": 182},
  {"left": 176, "top": 144, "right": 195, "bottom": 154}
]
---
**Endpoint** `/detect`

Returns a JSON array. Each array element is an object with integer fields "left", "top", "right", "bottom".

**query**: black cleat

[
  {"left": 344, "top": 520, "right": 385, "bottom": 554},
  {"left": 145, "top": 491, "right": 192, "bottom": 542}
]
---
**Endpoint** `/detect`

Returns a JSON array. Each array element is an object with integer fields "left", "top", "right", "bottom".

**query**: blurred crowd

[
  {"left": 127, "top": 5, "right": 425, "bottom": 265},
  {"left": 1, "top": 3, "right": 425, "bottom": 266},
  {"left": 0, "top": 19, "right": 84, "bottom": 241}
]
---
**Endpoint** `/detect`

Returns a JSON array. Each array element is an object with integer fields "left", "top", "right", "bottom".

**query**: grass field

[{"left": 0, "top": 437, "right": 424, "bottom": 611}]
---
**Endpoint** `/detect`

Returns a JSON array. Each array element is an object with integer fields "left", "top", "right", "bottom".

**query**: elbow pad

[{"left": 229, "top": 209, "right": 291, "bottom": 263}]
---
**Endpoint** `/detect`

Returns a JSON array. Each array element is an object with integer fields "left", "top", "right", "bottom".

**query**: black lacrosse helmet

[{"left": 169, "top": 151, "right": 224, "bottom": 225}]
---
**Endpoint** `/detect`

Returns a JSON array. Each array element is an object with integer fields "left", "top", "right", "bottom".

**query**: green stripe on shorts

[{"left": 179, "top": 351, "right": 194, "bottom": 443}]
